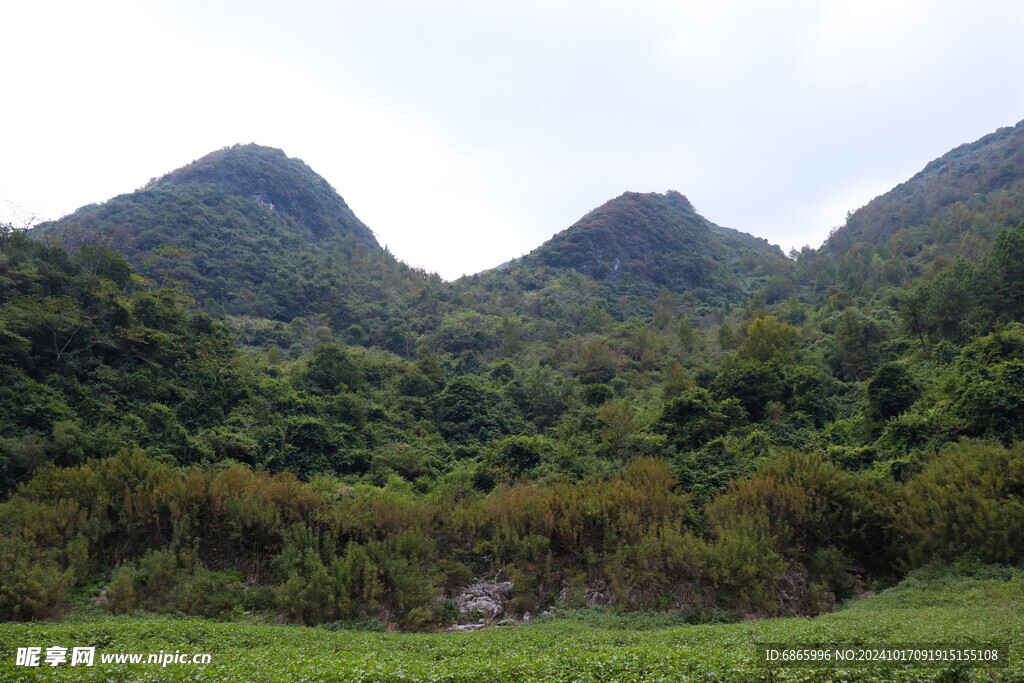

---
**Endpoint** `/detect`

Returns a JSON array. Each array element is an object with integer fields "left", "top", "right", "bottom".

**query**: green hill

[
  {"left": 155, "top": 144, "right": 378, "bottom": 246},
  {"left": 31, "top": 144, "right": 424, "bottom": 327},
  {"left": 821, "top": 119, "right": 1024, "bottom": 291},
  {"left": 499, "top": 190, "right": 790, "bottom": 311},
  {"left": 6, "top": 121, "right": 1024, "bottom": 639}
]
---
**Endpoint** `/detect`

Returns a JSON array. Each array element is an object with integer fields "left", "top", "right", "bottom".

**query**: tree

[
  {"left": 677, "top": 316, "right": 698, "bottom": 353},
  {"left": 711, "top": 360, "right": 787, "bottom": 422},
  {"left": 437, "top": 376, "right": 515, "bottom": 444},
  {"left": 866, "top": 363, "right": 919, "bottom": 420},
  {"left": 834, "top": 308, "right": 883, "bottom": 382},
  {"left": 952, "top": 359, "right": 1024, "bottom": 444},
  {"left": 658, "top": 388, "right": 743, "bottom": 450},
  {"left": 899, "top": 288, "right": 929, "bottom": 353},
  {"left": 574, "top": 341, "right": 617, "bottom": 384},
  {"left": 300, "top": 343, "right": 361, "bottom": 395},
  {"left": 581, "top": 383, "right": 613, "bottom": 407},
  {"left": 988, "top": 222, "right": 1024, "bottom": 320},
  {"left": 414, "top": 346, "right": 444, "bottom": 387},
  {"left": 921, "top": 256, "right": 986, "bottom": 340},
  {"left": 899, "top": 441, "right": 1024, "bottom": 566},
  {"left": 480, "top": 435, "right": 553, "bottom": 482},
  {"left": 29, "top": 297, "right": 102, "bottom": 363},
  {"left": 739, "top": 315, "right": 800, "bottom": 364}
]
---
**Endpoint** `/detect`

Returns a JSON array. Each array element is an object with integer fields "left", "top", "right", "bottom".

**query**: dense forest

[{"left": 3, "top": 127, "right": 1024, "bottom": 630}]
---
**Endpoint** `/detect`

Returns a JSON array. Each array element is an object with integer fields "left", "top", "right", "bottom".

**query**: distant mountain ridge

[
  {"left": 30, "top": 145, "right": 796, "bottom": 330},
  {"left": 30, "top": 118, "right": 1024, "bottom": 333}
]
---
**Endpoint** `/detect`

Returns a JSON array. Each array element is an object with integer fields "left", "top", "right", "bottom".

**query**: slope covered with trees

[
  {"left": 499, "top": 190, "right": 789, "bottom": 312},
  {"left": 4, "top": 122, "right": 1024, "bottom": 633},
  {"left": 31, "top": 145, "right": 430, "bottom": 331},
  {"left": 822, "top": 119, "right": 1024, "bottom": 292},
  {"left": 156, "top": 144, "right": 378, "bottom": 246}
]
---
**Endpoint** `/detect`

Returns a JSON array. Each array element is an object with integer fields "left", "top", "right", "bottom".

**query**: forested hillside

[
  {"left": 497, "top": 190, "right": 789, "bottom": 312},
  {"left": 821, "top": 119, "right": 1024, "bottom": 293},
  {"left": 32, "top": 145, "right": 435, "bottom": 334},
  {"left": 3, "top": 123, "right": 1024, "bottom": 631}
]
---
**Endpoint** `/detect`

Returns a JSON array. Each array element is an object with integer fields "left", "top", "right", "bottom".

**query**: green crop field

[{"left": 1, "top": 568, "right": 1021, "bottom": 682}]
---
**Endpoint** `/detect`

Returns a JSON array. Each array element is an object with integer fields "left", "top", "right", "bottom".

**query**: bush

[
  {"left": 107, "top": 564, "right": 140, "bottom": 615},
  {"left": 177, "top": 564, "right": 245, "bottom": 620},
  {"left": 898, "top": 441, "right": 1024, "bottom": 567},
  {"left": 0, "top": 536, "right": 73, "bottom": 620},
  {"left": 866, "top": 362, "right": 919, "bottom": 420},
  {"left": 703, "top": 516, "right": 786, "bottom": 613}
]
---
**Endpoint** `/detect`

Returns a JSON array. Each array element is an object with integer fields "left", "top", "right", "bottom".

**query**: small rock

[{"left": 446, "top": 623, "right": 487, "bottom": 632}]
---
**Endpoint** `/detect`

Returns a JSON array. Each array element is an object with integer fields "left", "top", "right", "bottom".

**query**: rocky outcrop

[
  {"left": 779, "top": 563, "right": 810, "bottom": 615},
  {"left": 447, "top": 581, "right": 514, "bottom": 631}
]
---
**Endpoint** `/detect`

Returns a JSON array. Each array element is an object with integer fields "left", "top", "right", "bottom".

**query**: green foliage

[
  {"left": 739, "top": 315, "right": 800, "bottom": 364},
  {"left": 952, "top": 359, "right": 1024, "bottom": 443},
  {"left": 479, "top": 435, "right": 554, "bottom": 484},
  {"left": 711, "top": 360, "right": 787, "bottom": 422},
  {"left": 10, "top": 127, "right": 1024, "bottom": 636},
  {"left": 0, "top": 535, "right": 73, "bottom": 621},
  {"left": 31, "top": 145, "right": 431, "bottom": 344},
  {"left": 2, "top": 568, "right": 1022, "bottom": 681},
  {"left": 708, "top": 451, "right": 879, "bottom": 564},
  {"left": 438, "top": 376, "right": 518, "bottom": 444},
  {"left": 300, "top": 342, "right": 361, "bottom": 394},
  {"left": 106, "top": 564, "right": 140, "bottom": 615},
  {"left": 676, "top": 316, "right": 699, "bottom": 352},
  {"left": 833, "top": 307, "right": 886, "bottom": 381},
  {"left": 658, "top": 388, "right": 744, "bottom": 451},
  {"left": 899, "top": 223, "right": 1024, "bottom": 344},
  {"left": 704, "top": 516, "right": 786, "bottom": 613},
  {"left": 503, "top": 190, "right": 789, "bottom": 320},
  {"left": 826, "top": 119, "right": 1024, "bottom": 290},
  {"left": 898, "top": 441, "right": 1024, "bottom": 567},
  {"left": 158, "top": 144, "right": 378, "bottom": 245},
  {"left": 581, "top": 383, "right": 613, "bottom": 407},
  {"left": 866, "top": 362, "right": 919, "bottom": 420}
]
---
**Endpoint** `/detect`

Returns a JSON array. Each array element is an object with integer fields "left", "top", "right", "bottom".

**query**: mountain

[
  {"left": 821, "top": 119, "right": 1024, "bottom": 290},
  {"left": 501, "top": 190, "right": 789, "bottom": 310},
  {"left": 9, "top": 124, "right": 1024, "bottom": 633},
  {"left": 31, "top": 144, "right": 422, "bottom": 328},
  {"left": 155, "top": 144, "right": 378, "bottom": 247}
]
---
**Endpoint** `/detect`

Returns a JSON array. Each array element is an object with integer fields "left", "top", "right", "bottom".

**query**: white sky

[{"left": 3, "top": 1, "right": 1024, "bottom": 279}]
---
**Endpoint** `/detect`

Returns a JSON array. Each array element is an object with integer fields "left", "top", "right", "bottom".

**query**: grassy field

[{"left": 1, "top": 567, "right": 1021, "bottom": 682}]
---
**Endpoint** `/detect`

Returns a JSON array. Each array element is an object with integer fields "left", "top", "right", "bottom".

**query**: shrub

[
  {"left": 898, "top": 441, "right": 1024, "bottom": 567},
  {"left": 0, "top": 536, "right": 73, "bottom": 620},
  {"left": 107, "top": 564, "right": 140, "bottom": 615}
]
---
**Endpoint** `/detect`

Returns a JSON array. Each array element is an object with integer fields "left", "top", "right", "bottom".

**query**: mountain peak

[
  {"left": 591, "top": 190, "right": 695, "bottom": 218},
  {"left": 512, "top": 189, "right": 786, "bottom": 305},
  {"left": 153, "top": 143, "right": 377, "bottom": 247},
  {"left": 663, "top": 189, "right": 695, "bottom": 211},
  {"left": 30, "top": 144, "right": 398, "bottom": 322}
]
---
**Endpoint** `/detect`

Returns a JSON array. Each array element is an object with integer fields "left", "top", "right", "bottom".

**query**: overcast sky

[{"left": 4, "top": 1, "right": 1024, "bottom": 279}]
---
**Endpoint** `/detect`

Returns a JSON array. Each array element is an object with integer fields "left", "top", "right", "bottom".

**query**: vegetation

[
  {"left": 0, "top": 565, "right": 1019, "bottom": 680},
  {"left": 31, "top": 145, "right": 431, "bottom": 335},
  {"left": 821, "top": 119, "right": 1024, "bottom": 293},
  {"left": 504, "top": 190, "right": 790, "bottom": 313},
  {"left": 4, "top": 121, "right": 1024, "bottom": 677}
]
